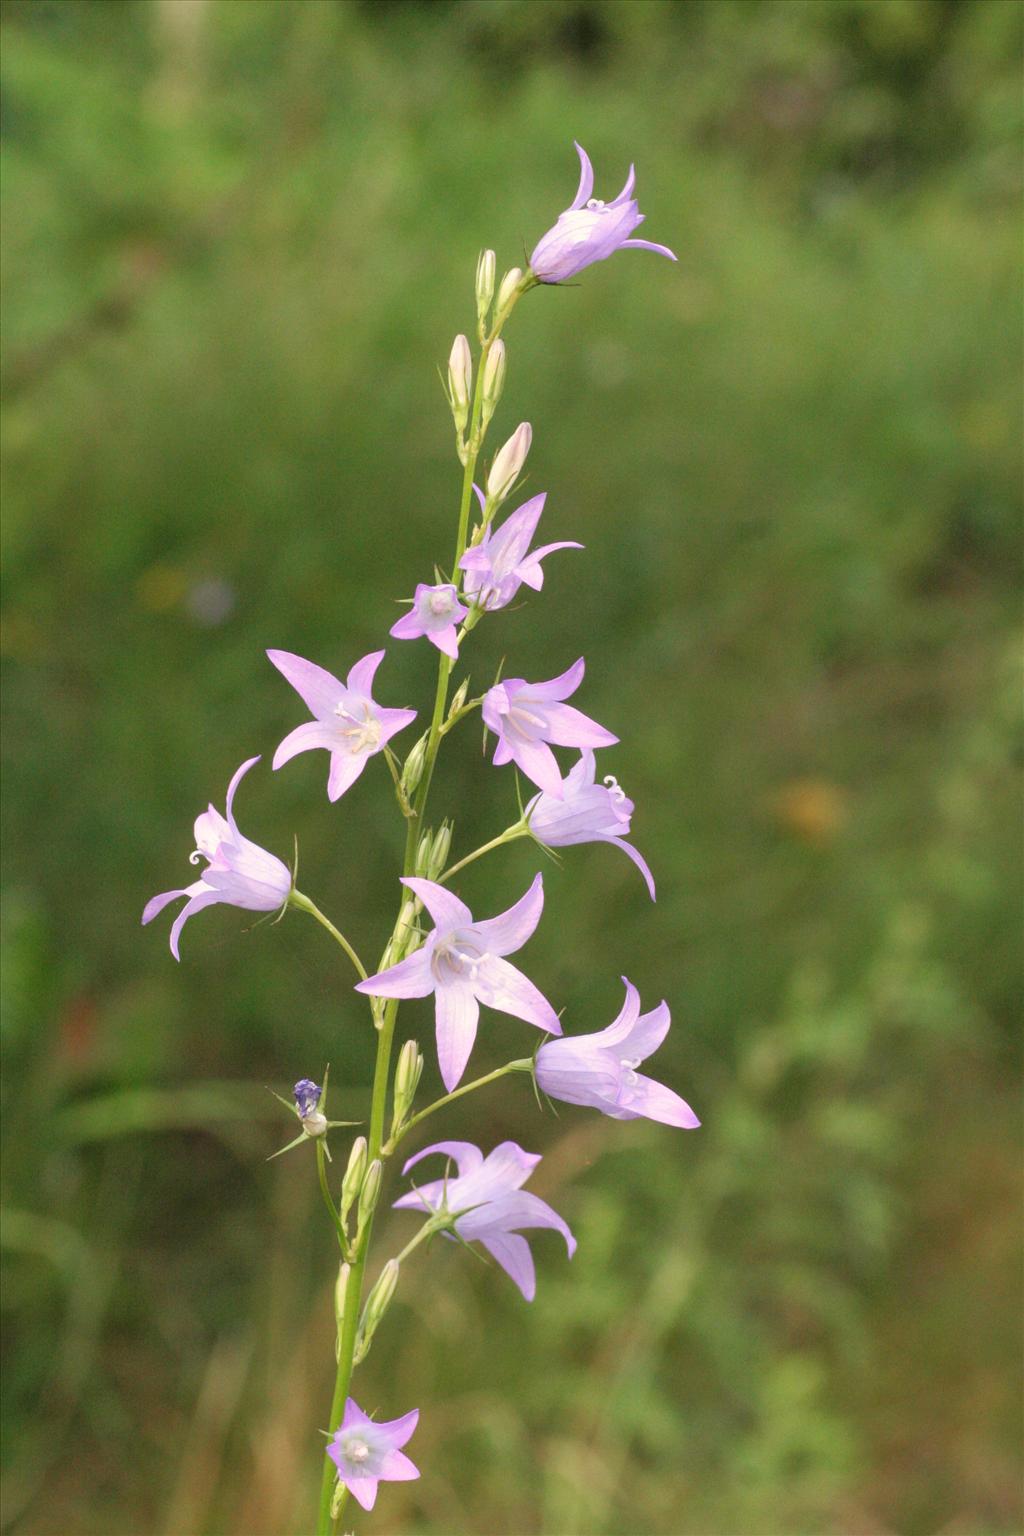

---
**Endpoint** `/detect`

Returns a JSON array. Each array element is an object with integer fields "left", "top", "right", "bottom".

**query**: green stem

[
  {"left": 290, "top": 890, "right": 368, "bottom": 982},
  {"left": 438, "top": 822, "right": 527, "bottom": 886},
  {"left": 385, "top": 1060, "right": 533, "bottom": 1156},
  {"left": 316, "top": 1141, "right": 347, "bottom": 1252}
]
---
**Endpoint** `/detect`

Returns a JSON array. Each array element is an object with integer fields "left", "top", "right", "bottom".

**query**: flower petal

[
  {"left": 272, "top": 720, "right": 339, "bottom": 770},
  {"left": 389, "top": 610, "right": 424, "bottom": 641},
  {"left": 479, "top": 1231, "right": 536, "bottom": 1300},
  {"left": 266, "top": 649, "right": 344, "bottom": 719},
  {"left": 346, "top": 650, "right": 385, "bottom": 697},
  {"left": 168, "top": 889, "right": 222, "bottom": 960},
  {"left": 570, "top": 140, "right": 595, "bottom": 210},
  {"left": 435, "top": 981, "right": 480, "bottom": 1091},
  {"left": 343, "top": 1475, "right": 379, "bottom": 1512},
  {"left": 625, "top": 999, "right": 672, "bottom": 1059},
  {"left": 428, "top": 624, "right": 460, "bottom": 661},
  {"left": 620, "top": 238, "right": 678, "bottom": 260},
  {"left": 507, "top": 736, "right": 564, "bottom": 797},
  {"left": 474, "top": 954, "right": 561, "bottom": 1033},
  {"left": 542, "top": 702, "right": 618, "bottom": 749},
  {"left": 524, "top": 657, "right": 586, "bottom": 702},
  {"left": 472, "top": 873, "right": 544, "bottom": 956},
  {"left": 356, "top": 946, "right": 435, "bottom": 1000},
  {"left": 600, "top": 834, "right": 657, "bottom": 900},
  {"left": 479, "top": 1189, "right": 576, "bottom": 1256},
  {"left": 379, "top": 1449, "right": 419, "bottom": 1481},
  {"left": 328, "top": 750, "right": 368, "bottom": 802},
  {"left": 376, "top": 706, "right": 419, "bottom": 744},
  {"left": 401, "top": 877, "right": 472, "bottom": 933},
  {"left": 594, "top": 977, "right": 642, "bottom": 1047},
  {"left": 223, "top": 755, "right": 261, "bottom": 830},
  {"left": 621, "top": 1071, "right": 700, "bottom": 1129},
  {"left": 142, "top": 886, "right": 190, "bottom": 925},
  {"left": 399, "top": 1140, "right": 484, "bottom": 1180},
  {"left": 378, "top": 1407, "right": 419, "bottom": 1451}
]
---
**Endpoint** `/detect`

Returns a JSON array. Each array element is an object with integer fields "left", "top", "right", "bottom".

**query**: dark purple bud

[{"left": 293, "top": 1079, "right": 321, "bottom": 1118}]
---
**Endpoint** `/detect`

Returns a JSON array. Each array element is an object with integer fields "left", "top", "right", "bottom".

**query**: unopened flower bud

[
  {"left": 340, "top": 1136, "right": 367, "bottom": 1224},
  {"left": 497, "top": 267, "right": 522, "bottom": 312},
  {"left": 486, "top": 422, "right": 532, "bottom": 503},
  {"left": 415, "top": 827, "right": 434, "bottom": 878},
  {"left": 447, "top": 334, "right": 472, "bottom": 432},
  {"left": 481, "top": 340, "right": 506, "bottom": 430},
  {"left": 334, "top": 1260, "right": 351, "bottom": 1360},
  {"left": 429, "top": 822, "right": 452, "bottom": 880},
  {"left": 360, "top": 1259, "right": 399, "bottom": 1355},
  {"left": 447, "top": 678, "right": 470, "bottom": 720},
  {"left": 356, "top": 1158, "right": 383, "bottom": 1235},
  {"left": 476, "top": 249, "right": 496, "bottom": 325},
  {"left": 401, "top": 733, "right": 428, "bottom": 796},
  {"left": 392, "top": 1038, "right": 424, "bottom": 1135}
]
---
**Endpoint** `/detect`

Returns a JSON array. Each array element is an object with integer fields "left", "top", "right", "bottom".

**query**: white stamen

[
  {"left": 428, "top": 589, "right": 454, "bottom": 617},
  {"left": 335, "top": 701, "right": 383, "bottom": 754},
  {"left": 603, "top": 774, "right": 627, "bottom": 803},
  {"left": 586, "top": 198, "right": 606, "bottom": 211},
  {"left": 188, "top": 849, "right": 204, "bottom": 865},
  {"left": 348, "top": 1441, "right": 370, "bottom": 1464}
]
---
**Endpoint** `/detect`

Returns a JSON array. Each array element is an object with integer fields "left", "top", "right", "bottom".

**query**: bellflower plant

[{"left": 141, "top": 144, "right": 696, "bottom": 1533}]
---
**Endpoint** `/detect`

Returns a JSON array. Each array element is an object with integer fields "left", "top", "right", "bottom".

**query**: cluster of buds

[{"left": 414, "top": 822, "right": 451, "bottom": 882}]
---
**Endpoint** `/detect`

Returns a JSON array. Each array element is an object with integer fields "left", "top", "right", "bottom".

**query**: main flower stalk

[{"left": 315, "top": 277, "right": 528, "bottom": 1536}]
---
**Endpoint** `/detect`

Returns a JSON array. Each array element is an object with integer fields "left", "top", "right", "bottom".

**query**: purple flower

[
  {"left": 389, "top": 583, "right": 468, "bottom": 660},
  {"left": 293, "top": 1079, "right": 321, "bottom": 1118},
  {"left": 482, "top": 657, "right": 618, "bottom": 798},
  {"left": 526, "top": 750, "right": 655, "bottom": 900},
  {"left": 142, "top": 757, "right": 291, "bottom": 960},
  {"left": 530, "top": 142, "right": 677, "bottom": 285},
  {"left": 394, "top": 1139, "right": 575, "bottom": 1300},
  {"left": 459, "top": 492, "right": 582, "bottom": 613},
  {"left": 267, "top": 649, "right": 416, "bottom": 802},
  {"left": 355, "top": 874, "right": 560, "bottom": 1092},
  {"left": 536, "top": 978, "right": 699, "bottom": 1129},
  {"left": 326, "top": 1398, "right": 419, "bottom": 1512}
]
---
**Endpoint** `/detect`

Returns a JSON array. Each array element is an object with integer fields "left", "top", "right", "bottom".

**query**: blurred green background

[{"left": 2, "top": 2, "right": 1021, "bottom": 1533}]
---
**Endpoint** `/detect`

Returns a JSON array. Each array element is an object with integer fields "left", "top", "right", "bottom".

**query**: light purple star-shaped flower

[
  {"left": 389, "top": 583, "right": 469, "bottom": 660},
  {"left": 529, "top": 142, "right": 677, "bottom": 285},
  {"left": 459, "top": 491, "right": 582, "bottom": 613},
  {"left": 393, "top": 1139, "right": 575, "bottom": 1300},
  {"left": 536, "top": 977, "right": 699, "bottom": 1129},
  {"left": 267, "top": 649, "right": 416, "bottom": 802},
  {"left": 525, "top": 749, "right": 655, "bottom": 900},
  {"left": 482, "top": 657, "right": 618, "bottom": 798},
  {"left": 141, "top": 756, "right": 291, "bottom": 960},
  {"left": 326, "top": 1398, "right": 419, "bottom": 1512},
  {"left": 355, "top": 874, "right": 560, "bottom": 1091}
]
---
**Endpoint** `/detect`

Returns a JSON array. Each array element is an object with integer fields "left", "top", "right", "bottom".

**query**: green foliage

[{"left": 1, "top": 2, "right": 1020, "bottom": 1533}]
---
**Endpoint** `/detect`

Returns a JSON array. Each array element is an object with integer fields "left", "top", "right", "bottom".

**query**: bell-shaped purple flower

[
  {"left": 536, "top": 977, "right": 699, "bottom": 1129},
  {"left": 389, "top": 583, "right": 469, "bottom": 660},
  {"left": 525, "top": 750, "right": 655, "bottom": 900},
  {"left": 326, "top": 1398, "right": 420, "bottom": 1512},
  {"left": 355, "top": 874, "right": 560, "bottom": 1092},
  {"left": 393, "top": 1139, "right": 575, "bottom": 1300},
  {"left": 267, "top": 649, "right": 416, "bottom": 802},
  {"left": 459, "top": 492, "right": 582, "bottom": 613},
  {"left": 482, "top": 657, "right": 618, "bottom": 798},
  {"left": 141, "top": 756, "right": 291, "bottom": 960},
  {"left": 529, "top": 142, "right": 677, "bottom": 285}
]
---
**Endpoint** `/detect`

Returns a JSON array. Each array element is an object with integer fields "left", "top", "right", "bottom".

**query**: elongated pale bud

[
  {"left": 476, "top": 249, "right": 496, "bottom": 325},
  {"left": 429, "top": 822, "right": 452, "bottom": 880},
  {"left": 392, "top": 1038, "right": 424, "bottom": 1135},
  {"left": 355, "top": 1259, "right": 399, "bottom": 1362},
  {"left": 401, "top": 732, "right": 428, "bottom": 796},
  {"left": 356, "top": 1158, "right": 383, "bottom": 1238},
  {"left": 497, "top": 267, "right": 522, "bottom": 312},
  {"left": 330, "top": 1480, "right": 347, "bottom": 1520},
  {"left": 447, "top": 678, "right": 470, "bottom": 720},
  {"left": 340, "top": 1136, "right": 367, "bottom": 1225},
  {"left": 481, "top": 339, "right": 506, "bottom": 431},
  {"left": 334, "top": 1261, "right": 351, "bottom": 1361},
  {"left": 487, "top": 421, "right": 532, "bottom": 503},
  {"left": 414, "top": 827, "right": 434, "bottom": 878},
  {"left": 447, "top": 334, "right": 472, "bottom": 432}
]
